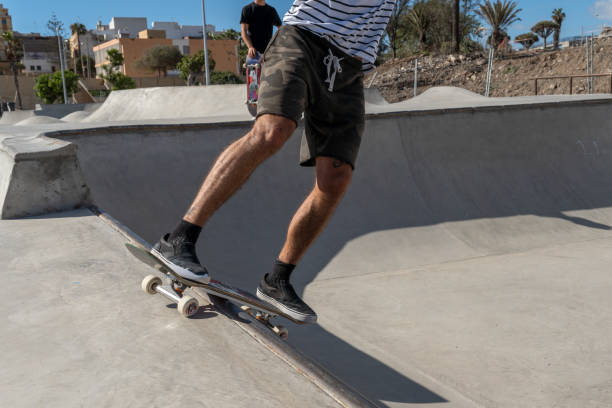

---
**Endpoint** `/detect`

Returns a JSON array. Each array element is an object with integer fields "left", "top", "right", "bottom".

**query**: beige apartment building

[
  {"left": 93, "top": 29, "right": 239, "bottom": 78},
  {"left": 0, "top": 3, "right": 14, "bottom": 71},
  {"left": 0, "top": 3, "right": 11, "bottom": 32}
]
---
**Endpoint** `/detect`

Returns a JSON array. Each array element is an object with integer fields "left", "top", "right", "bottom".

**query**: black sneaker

[
  {"left": 256, "top": 274, "right": 317, "bottom": 323},
  {"left": 151, "top": 233, "right": 210, "bottom": 284}
]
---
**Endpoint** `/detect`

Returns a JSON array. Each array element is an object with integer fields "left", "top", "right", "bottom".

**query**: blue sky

[{"left": 5, "top": 0, "right": 612, "bottom": 40}]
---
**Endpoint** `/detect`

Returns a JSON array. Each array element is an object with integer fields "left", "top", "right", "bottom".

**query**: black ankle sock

[
  {"left": 266, "top": 259, "right": 296, "bottom": 285},
  {"left": 168, "top": 220, "right": 202, "bottom": 245}
]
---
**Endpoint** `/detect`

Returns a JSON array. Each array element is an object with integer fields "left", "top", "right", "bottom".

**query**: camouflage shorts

[{"left": 257, "top": 25, "right": 365, "bottom": 169}]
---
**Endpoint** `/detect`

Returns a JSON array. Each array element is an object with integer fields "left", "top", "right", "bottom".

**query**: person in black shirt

[{"left": 240, "top": 0, "right": 282, "bottom": 61}]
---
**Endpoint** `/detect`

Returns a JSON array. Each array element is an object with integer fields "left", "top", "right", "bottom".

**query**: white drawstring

[{"left": 323, "top": 48, "right": 343, "bottom": 92}]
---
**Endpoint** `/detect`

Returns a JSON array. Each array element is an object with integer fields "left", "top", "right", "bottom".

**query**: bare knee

[
  {"left": 315, "top": 157, "right": 353, "bottom": 199},
  {"left": 247, "top": 114, "right": 295, "bottom": 154}
]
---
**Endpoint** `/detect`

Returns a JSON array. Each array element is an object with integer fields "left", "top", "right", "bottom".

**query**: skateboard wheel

[
  {"left": 178, "top": 295, "right": 199, "bottom": 318},
  {"left": 142, "top": 275, "right": 162, "bottom": 295},
  {"left": 274, "top": 325, "right": 289, "bottom": 340}
]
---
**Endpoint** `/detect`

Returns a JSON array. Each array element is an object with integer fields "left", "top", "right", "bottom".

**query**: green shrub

[
  {"left": 210, "top": 71, "right": 243, "bottom": 85},
  {"left": 34, "top": 71, "right": 79, "bottom": 104}
]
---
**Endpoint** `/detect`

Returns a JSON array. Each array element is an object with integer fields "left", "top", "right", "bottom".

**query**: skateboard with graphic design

[
  {"left": 246, "top": 62, "right": 261, "bottom": 117},
  {"left": 126, "top": 242, "right": 306, "bottom": 339}
]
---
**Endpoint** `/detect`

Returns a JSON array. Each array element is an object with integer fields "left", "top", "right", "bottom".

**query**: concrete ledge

[{"left": 0, "top": 135, "right": 91, "bottom": 219}]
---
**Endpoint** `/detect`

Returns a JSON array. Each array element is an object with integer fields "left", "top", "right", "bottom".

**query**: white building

[
  {"left": 95, "top": 17, "right": 148, "bottom": 40},
  {"left": 94, "top": 18, "right": 217, "bottom": 41},
  {"left": 151, "top": 21, "right": 216, "bottom": 39},
  {"left": 19, "top": 35, "right": 61, "bottom": 74}
]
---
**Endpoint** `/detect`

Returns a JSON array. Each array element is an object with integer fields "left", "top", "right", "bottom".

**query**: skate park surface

[{"left": 2, "top": 84, "right": 612, "bottom": 407}]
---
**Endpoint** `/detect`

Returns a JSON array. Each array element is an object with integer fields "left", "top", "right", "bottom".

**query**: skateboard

[
  {"left": 126, "top": 242, "right": 305, "bottom": 339},
  {"left": 245, "top": 62, "right": 261, "bottom": 117}
]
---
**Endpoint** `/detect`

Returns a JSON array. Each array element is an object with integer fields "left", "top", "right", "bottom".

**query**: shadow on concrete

[
  {"left": 293, "top": 324, "right": 448, "bottom": 405},
  {"left": 552, "top": 212, "right": 611, "bottom": 230}
]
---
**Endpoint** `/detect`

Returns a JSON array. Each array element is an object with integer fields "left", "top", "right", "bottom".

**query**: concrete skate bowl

[{"left": 48, "top": 89, "right": 612, "bottom": 406}]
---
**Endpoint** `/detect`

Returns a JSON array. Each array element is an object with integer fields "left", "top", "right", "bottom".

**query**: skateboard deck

[
  {"left": 126, "top": 242, "right": 305, "bottom": 339},
  {"left": 245, "top": 62, "right": 261, "bottom": 117}
]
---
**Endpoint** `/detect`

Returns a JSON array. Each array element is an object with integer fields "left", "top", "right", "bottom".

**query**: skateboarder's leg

[
  {"left": 278, "top": 156, "right": 352, "bottom": 265},
  {"left": 256, "top": 157, "right": 352, "bottom": 323},
  {"left": 183, "top": 113, "right": 295, "bottom": 227},
  {"left": 153, "top": 27, "right": 310, "bottom": 283},
  {"left": 151, "top": 114, "right": 295, "bottom": 284}
]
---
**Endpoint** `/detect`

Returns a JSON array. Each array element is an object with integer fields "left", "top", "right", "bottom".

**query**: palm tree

[
  {"left": 70, "top": 23, "right": 87, "bottom": 76},
  {"left": 1, "top": 32, "right": 23, "bottom": 110},
  {"left": 212, "top": 28, "right": 240, "bottom": 40},
  {"left": 532, "top": 21, "right": 559, "bottom": 50},
  {"left": 552, "top": 8, "right": 566, "bottom": 50},
  {"left": 515, "top": 32, "right": 539, "bottom": 50},
  {"left": 476, "top": 0, "right": 522, "bottom": 49}
]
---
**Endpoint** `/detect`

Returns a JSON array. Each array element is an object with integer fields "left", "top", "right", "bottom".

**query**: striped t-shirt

[{"left": 284, "top": 0, "right": 396, "bottom": 72}]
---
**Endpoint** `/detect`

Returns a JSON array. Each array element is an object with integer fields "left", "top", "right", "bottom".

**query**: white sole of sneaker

[
  {"left": 150, "top": 248, "right": 211, "bottom": 285},
  {"left": 256, "top": 288, "right": 317, "bottom": 324}
]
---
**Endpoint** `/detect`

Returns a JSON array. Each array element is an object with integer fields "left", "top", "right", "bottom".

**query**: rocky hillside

[{"left": 367, "top": 37, "right": 612, "bottom": 102}]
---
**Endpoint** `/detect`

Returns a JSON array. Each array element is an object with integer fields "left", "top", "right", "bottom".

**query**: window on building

[
  {"left": 37, "top": 66, "right": 41, "bottom": 71},
  {"left": 51, "top": 66, "right": 56, "bottom": 72},
  {"left": 30, "top": 66, "right": 35, "bottom": 71}
]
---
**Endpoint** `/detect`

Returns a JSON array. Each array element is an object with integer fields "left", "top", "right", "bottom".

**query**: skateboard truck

[
  {"left": 142, "top": 274, "right": 200, "bottom": 318},
  {"left": 240, "top": 305, "right": 289, "bottom": 340},
  {"left": 142, "top": 274, "right": 289, "bottom": 339}
]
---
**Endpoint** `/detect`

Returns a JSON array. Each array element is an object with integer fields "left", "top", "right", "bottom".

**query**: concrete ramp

[
  {"left": 0, "top": 110, "right": 35, "bottom": 125},
  {"left": 364, "top": 87, "right": 389, "bottom": 105},
  {"left": 83, "top": 85, "right": 252, "bottom": 123},
  {"left": 0, "top": 103, "right": 101, "bottom": 125},
  {"left": 15, "top": 116, "right": 64, "bottom": 126},
  {"left": 368, "top": 85, "right": 612, "bottom": 114}
]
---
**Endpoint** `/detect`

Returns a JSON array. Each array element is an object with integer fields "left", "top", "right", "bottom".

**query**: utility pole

[
  {"left": 79, "top": 41, "right": 85, "bottom": 79},
  {"left": 201, "top": 0, "right": 210, "bottom": 86},
  {"left": 57, "top": 35, "right": 69, "bottom": 104},
  {"left": 590, "top": 34, "right": 595, "bottom": 93},
  {"left": 485, "top": 47, "right": 494, "bottom": 97},
  {"left": 48, "top": 14, "right": 69, "bottom": 104},
  {"left": 414, "top": 59, "right": 418, "bottom": 97},
  {"left": 85, "top": 37, "right": 92, "bottom": 79},
  {"left": 586, "top": 35, "right": 591, "bottom": 93}
]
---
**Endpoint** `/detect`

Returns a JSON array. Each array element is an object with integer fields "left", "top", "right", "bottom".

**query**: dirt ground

[{"left": 367, "top": 37, "right": 612, "bottom": 102}]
